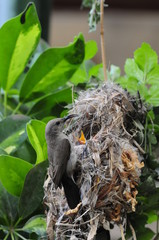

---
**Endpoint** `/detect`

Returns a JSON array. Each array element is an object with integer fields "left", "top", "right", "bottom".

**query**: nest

[{"left": 44, "top": 82, "right": 145, "bottom": 240}]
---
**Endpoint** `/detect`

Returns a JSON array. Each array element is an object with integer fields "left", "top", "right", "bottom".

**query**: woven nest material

[{"left": 44, "top": 82, "right": 145, "bottom": 240}]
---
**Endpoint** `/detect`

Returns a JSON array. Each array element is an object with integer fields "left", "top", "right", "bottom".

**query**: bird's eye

[{"left": 56, "top": 121, "right": 60, "bottom": 125}]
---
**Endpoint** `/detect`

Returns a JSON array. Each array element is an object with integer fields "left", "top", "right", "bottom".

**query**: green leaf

[
  {"left": 147, "top": 65, "right": 159, "bottom": 85},
  {"left": 0, "top": 148, "right": 7, "bottom": 155},
  {"left": 20, "top": 34, "right": 85, "bottom": 103},
  {"left": 147, "top": 110, "right": 155, "bottom": 121},
  {"left": 148, "top": 131, "right": 157, "bottom": 145},
  {"left": 0, "top": 3, "right": 41, "bottom": 90},
  {"left": 0, "top": 115, "right": 30, "bottom": 154},
  {"left": 70, "top": 63, "right": 89, "bottom": 85},
  {"left": 146, "top": 85, "right": 159, "bottom": 106},
  {"left": 116, "top": 76, "right": 138, "bottom": 93},
  {"left": 142, "top": 188, "right": 159, "bottom": 212},
  {"left": 19, "top": 160, "right": 48, "bottom": 219},
  {"left": 27, "top": 120, "right": 47, "bottom": 164},
  {"left": 134, "top": 43, "right": 158, "bottom": 75},
  {"left": 124, "top": 58, "right": 144, "bottom": 82},
  {"left": 85, "top": 40, "right": 98, "bottom": 60},
  {"left": 136, "top": 228, "right": 155, "bottom": 240},
  {"left": 146, "top": 210, "right": 158, "bottom": 224},
  {"left": 138, "top": 175, "right": 156, "bottom": 195},
  {"left": 71, "top": 61, "right": 94, "bottom": 85},
  {"left": 22, "top": 215, "right": 46, "bottom": 235},
  {"left": 28, "top": 87, "right": 72, "bottom": 118},
  {"left": 12, "top": 139, "right": 36, "bottom": 164},
  {"left": 0, "top": 182, "right": 19, "bottom": 225},
  {"left": 13, "top": 140, "right": 36, "bottom": 164},
  {"left": 0, "top": 155, "right": 32, "bottom": 196},
  {"left": 0, "top": 115, "right": 30, "bottom": 142},
  {"left": 129, "top": 213, "right": 148, "bottom": 233},
  {"left": 89, "top": 63, "right": 104, "bottom": 81}
]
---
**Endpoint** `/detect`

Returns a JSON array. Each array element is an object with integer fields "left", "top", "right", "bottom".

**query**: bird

[{"left": 45, "top": 114, "right": 80, "bottom": 209}]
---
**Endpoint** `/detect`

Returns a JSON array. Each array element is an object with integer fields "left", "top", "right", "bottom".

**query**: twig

[
  {"left": 56, "top": 214, "right": 100, "bottom": 227},
  {"left": 133, "top": 140, "right": 145, "bottom": 154},
  {"left": 100, "top": 0, "right": 107, "bottom": 81},
  {"left": 129, "top": 221, "right": 137, "bottom": 240},
  {"left": 119, "top": 224, "right": 126, "bottom": 240}
]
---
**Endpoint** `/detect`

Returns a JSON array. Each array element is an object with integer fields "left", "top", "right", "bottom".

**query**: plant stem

[
  {"left": 100, "top": 0, "right": 107, "bottom": 81},
  {"left": 11, "top": 233, "right": 15, "bottom": 240},
  {"left": 12, "top": 102, "right": 22, "bottom": 115},
  {"left": 14, "top": 232, "right": 28, "bottom": 240},
  {"left": 14, "top": 217, "right": 22, "bottom": 228},
  {"left": 4, "top": 232, "right": 9, "bottom": 240},
  {"left": 4, "top": 91, "right": 8, "bottom": 117}
]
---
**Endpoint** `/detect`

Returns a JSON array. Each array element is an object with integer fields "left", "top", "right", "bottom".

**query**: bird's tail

[{"left": 62, "top": 173, "right": 80, "bottom": 209}]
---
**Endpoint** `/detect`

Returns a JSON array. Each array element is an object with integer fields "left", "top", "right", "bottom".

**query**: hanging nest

[{"left": 44, "top": 82, "right": 145, "bottom": 240}]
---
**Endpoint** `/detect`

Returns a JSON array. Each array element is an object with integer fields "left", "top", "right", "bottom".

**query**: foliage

[
  {"left": 116, "top": 43, "right": 159, "bottom": 106},
  {"left": 0, "top": 1, "right": 159, "bottom": 239},
  {"left": 114, "top": 43, "right": 159, "bottom": 239},
  {"left": 0, "top": 3, "right": 98, "bottom": 239}
]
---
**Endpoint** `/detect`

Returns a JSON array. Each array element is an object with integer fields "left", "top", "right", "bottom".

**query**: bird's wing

[{"left": 53, "top": 138, "right": 71, "bottom": 187}]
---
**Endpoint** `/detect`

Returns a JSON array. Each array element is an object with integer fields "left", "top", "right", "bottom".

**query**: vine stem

[
  {"left": 119, "top": 224, "right": 126, "bottom": 240},
  {"left": 100, "top": 0, "right": 107, "bottom": 81}
]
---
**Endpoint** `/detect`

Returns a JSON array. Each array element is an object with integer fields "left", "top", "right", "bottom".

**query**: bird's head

[{"left": 45, "top": 114, "right": 78, "bottom": 137}]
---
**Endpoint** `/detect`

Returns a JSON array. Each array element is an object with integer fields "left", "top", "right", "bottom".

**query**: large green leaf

[
  {"left": 0, "top": 155, "right": 32, "bottom": 196},
  {"left": 84, "top": 40, "right": 98, "bottom": 60},
  {"left": 70, "top": 61, "right": 95, "bottom": 85},
  {"left": 89, "top": 63, "right": 104, "bottom": 81},
  {"left": 136, "top": 228, "right": 155, "bottom": 240},
  {"left": 22, "top": 215, "right": 46, "bottom": 235},
  {"left": 20, "top": 34, "right": 85, "bottom": 103},
  {"left": 28, "top": 87, "right": 72, "bottom": 118},
  {"left": 134, "top": 43, "right": 158, "bottom": 75},
  {"left": 13, "top": 140, "right": 36, "bottom": 164},
  {"left": 27, "top": 120, "right": 47, "bottom": 164},
  {"left": 19, "top": 160, "right": 48, "bottom": 219},
  {"left": 0, "top": 182, "right": 19, "bottom": 225},
  {"left": 0, "top": 3, "right": 41, "bottom": 90},
  {"left": 0, "top": 115, "right": 30, "bottom": 154},
  {"left": 12, "top": 39, "right": 50, "bottom": 92}
]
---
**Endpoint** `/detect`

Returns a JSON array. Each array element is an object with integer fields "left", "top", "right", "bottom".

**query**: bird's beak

[{"left": 63, "top": 114, "right": 78, "bottom": 122}]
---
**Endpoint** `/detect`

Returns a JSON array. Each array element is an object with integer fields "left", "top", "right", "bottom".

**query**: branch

[{"left": 100, "top": 0, "right": 107, "bottom": 81}]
